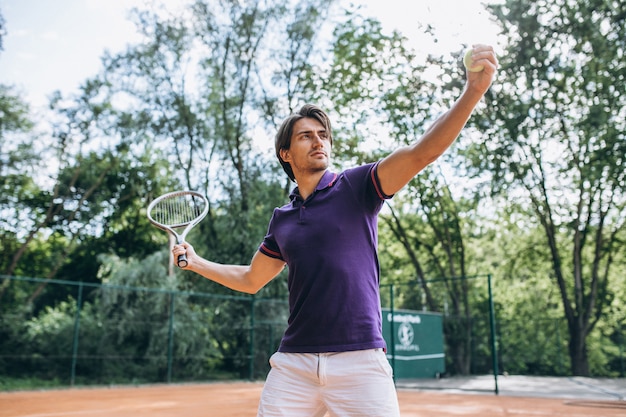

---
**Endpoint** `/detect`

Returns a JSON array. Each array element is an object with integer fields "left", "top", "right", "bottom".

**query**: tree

[
  {"left": 86, "top": 0, "right": 343, "bottom": 376},
  {"left": 464, "top": 0, "right": 626, "bottom": 375},
  {"left": 0, "top": 8, "right": 5, "bottom": 51},
  {"left": 0, "top": 85, "right": 38, "bottom": 302},
  {"left": 1, "top": 76, "right": 183, "bottom": 309}
]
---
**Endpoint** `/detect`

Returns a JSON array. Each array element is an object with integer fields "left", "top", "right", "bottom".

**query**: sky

[{"left": 0, "top": 0, "right": 503, "bottom": 109}]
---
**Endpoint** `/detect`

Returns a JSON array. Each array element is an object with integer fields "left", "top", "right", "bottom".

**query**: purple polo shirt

[{"left": 259, "top": 162, "right": 392, "bottom": 353}]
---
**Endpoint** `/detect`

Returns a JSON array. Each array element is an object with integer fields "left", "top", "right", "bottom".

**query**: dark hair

[{"left": 275, "top": 104, "right": 333, "bottom": 182}]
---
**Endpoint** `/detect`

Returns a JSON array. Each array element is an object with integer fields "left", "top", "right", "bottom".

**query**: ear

[{"left": 279, "top": 148, "right": 291, "bottom": 162}]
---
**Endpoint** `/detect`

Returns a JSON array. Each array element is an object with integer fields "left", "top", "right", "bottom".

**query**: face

[{"left": 280, "top": 117, "right": 331, "bottom": 179}]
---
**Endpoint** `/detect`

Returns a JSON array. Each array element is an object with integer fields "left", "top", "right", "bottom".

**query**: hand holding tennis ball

[
  {"left": 463, "top": 48, "right": 484, "bottom": 73},
  {"left": 461, "top": 44, "right": 498, "bottom": 96}
]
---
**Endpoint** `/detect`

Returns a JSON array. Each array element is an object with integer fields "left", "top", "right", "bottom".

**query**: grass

[{"left": 0, "top": 376, "right": 65, "bottom": 391}]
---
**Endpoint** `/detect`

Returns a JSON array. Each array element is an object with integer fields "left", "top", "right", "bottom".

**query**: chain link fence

[
  {"left": 1, "top": 275, "right": 624, "bottom": 389},
  {"left": 0, "top": 275, "right": 288, "bottom": 386}
]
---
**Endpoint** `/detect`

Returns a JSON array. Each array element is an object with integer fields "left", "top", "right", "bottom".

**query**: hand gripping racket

[{"left": 147, "top": 190, "right": 209, "bottom": 268}]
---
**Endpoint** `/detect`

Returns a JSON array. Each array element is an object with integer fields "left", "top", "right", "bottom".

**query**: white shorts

[{"left": 257, "top": 349, "right": 400, "bottom": 417}]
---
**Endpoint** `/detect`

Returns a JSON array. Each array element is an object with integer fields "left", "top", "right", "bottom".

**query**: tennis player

[{"left": 173, "top": 44, "right": 497, "bottom": 417}]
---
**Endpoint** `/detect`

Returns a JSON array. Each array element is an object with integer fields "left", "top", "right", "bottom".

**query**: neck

[{"left": 294, "top": 170, "right": 326, "bottom": 200}]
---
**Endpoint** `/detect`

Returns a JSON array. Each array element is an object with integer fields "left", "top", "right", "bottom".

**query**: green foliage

[
  {"left": 0, "top": 86, "right": 37, "bottom": 271},
  {"left": 1, "top": 0, "right": 625, "bottom": 386},
  {"left": 94, "top": 253, "right": 222, "bottom": 381},
  {"left": 459, "top": 0, "right": 626, "bottom": 376}
]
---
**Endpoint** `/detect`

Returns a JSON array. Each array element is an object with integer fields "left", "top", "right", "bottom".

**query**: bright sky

[{"left": 0, "top": 0, "right": 503, "bottom": 108}]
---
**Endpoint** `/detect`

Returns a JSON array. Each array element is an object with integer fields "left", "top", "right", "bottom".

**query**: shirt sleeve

[
  {"left": 342, "top": 161, "right": 394, "bottom": 215},
  {"left": 370, "top": 160, "right": 394, "bottom": 201},
  {"left": 258, "top": 210, "right": 284, "bottom": 261}
]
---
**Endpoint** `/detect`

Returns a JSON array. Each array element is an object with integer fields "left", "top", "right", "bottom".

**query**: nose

[{"left": 312, "top": 133, "right": 326, "bottom": 147}]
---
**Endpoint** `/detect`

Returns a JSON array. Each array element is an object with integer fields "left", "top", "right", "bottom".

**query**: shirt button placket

[{"left": 299, "top": 205, "right": 306, "bottom": 223}]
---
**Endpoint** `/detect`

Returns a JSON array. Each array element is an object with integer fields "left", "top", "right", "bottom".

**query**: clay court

[{"left": 2, "top": 377, "right": 626, "bottom": 417}]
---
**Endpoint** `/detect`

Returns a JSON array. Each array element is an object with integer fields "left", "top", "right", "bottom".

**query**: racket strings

[{"left": 152, "top": 195, "right": 205, "bottom": 228}]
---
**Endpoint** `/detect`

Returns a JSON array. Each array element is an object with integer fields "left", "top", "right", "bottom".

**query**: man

[{"left": 173, "top": 44, "right": 497, "bottom": 416}]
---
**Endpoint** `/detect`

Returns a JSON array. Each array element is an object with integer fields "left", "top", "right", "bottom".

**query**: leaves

[
  {"left": 464, "top": 0, "right": 626, "bottom": 375},
  {"left": 1, "top": 0, "right": 625, "bottom": 381}
]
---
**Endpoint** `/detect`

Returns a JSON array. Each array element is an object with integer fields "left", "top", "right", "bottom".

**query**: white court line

[
  {"left": 15, "top": 401, "right": 178, "bottom": 417},
  {"left": 387, "top": 353, "right": 445, "bottom": 361}
]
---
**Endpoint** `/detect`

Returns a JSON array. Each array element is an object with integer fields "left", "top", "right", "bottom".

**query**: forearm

[
  {"left": 176, "top": 247, "right": 285, "bottom": 294},
  {"left": 378, "top": 44, "right": 497, "bottom": 195},
  {"left": 420, "top": 85, "right": 486, "bottom": 159},
  {"left": 378, "top": 87, "right": 485, "bottom": 195},
  {"left": 188, "top": 258, "right": 260, "bottom": 294},
  {"left": 419, "top": 44, "right": 499, "bottom": 156}
]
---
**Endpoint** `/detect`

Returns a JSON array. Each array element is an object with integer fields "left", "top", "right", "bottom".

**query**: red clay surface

[{"left": 1, "top": 382, "right": 625, "bottom": 416}]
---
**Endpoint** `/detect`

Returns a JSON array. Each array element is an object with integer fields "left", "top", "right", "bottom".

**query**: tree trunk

[{"left": 568, "top": 325, "right": 590, "bottom": 376}]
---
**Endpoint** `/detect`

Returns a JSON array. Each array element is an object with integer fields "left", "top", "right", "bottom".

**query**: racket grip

[{"left": 177, "top": 254, "right": 188, "bottom": 268}]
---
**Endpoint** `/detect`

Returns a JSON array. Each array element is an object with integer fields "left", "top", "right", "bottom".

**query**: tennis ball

[{"left": 463, "top": 48, "right": 484, "bottom": 73}]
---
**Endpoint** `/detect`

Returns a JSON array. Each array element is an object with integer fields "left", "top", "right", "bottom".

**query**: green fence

[
  {"left": 0, "top": 275, "right": 289, "bottom": 386},
  {"left": 1, "top": 274, "right": 624, "bottom": 390},
  {"left": 380, "top": 276, "right": 625, "bottom": 382}
]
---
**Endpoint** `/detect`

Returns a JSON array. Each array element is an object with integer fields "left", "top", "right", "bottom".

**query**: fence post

[
  {"left": 389, "top": 284, "right": 396, "bottom": 383},
  {"left": 617, "top": 323, "right": 626, "bottom": 378},
  {"left": 487, "top": 274, "right": 499, "bottom": 395},
  {"left": 70, "top": 282, "right": 84, "bottom": 386},
  {"left": 249, "top": 297, "right": 256, "bottom": 380},
  {"left": 167, "top": 292, "right": 175, "bottom": 383}
]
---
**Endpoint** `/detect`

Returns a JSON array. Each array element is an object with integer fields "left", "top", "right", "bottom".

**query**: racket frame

[{"left": 147, "top": 190, "right": 209, "bottom": 268}]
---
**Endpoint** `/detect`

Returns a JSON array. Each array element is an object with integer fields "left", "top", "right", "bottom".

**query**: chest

[{"left": 272, "top": 188, "right": 375, "bottom": 262}]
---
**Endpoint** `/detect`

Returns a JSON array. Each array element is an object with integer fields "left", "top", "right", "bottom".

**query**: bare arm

[
  {"left": 377, "top": 44, "right": 498, "bottom": 196},
  {"left": 173, "top": 243, "right": 286, "bottom": 294}
]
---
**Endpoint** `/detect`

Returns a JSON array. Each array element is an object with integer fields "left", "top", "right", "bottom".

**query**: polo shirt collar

[{"left": 290, "top": 170, "right": 339, "bottom": 201}]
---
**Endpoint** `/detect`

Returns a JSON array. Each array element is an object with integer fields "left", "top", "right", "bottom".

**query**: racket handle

[{"left": 177, "top": 254, "right": 188, "bottom": 268}]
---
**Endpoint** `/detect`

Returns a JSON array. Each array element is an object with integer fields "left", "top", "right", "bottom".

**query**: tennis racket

[{"left": 147, "top": 190, "right": 209, "bottom": 268}]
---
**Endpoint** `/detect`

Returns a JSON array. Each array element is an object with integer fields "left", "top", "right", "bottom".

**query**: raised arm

[
  {"left": 377, "top": 44, "right": 498, "bottom": 196},
  {"left": 173, "top": 243, "right": 286, "bottom": 294}
]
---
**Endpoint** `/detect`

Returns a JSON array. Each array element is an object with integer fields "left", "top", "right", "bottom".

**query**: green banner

[{"left": 382, "top": 308, "right": 445, "bottom": 378}]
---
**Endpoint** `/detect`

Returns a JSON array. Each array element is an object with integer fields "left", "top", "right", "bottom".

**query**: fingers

[
  {"left": 474, "top": 45, "right": 498, "bottom": 71},
  {"left": 172, "top": 242, "right": 192, "bottom": 266},
  {"left": 172, "top": 244, "right": 185, "bottom": 256},
  {"left": 469, "top": 44, "right": 497, "bottom": 62},
  {"left": 465, "top": 44, "right": 498, "bottom": 92}
]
